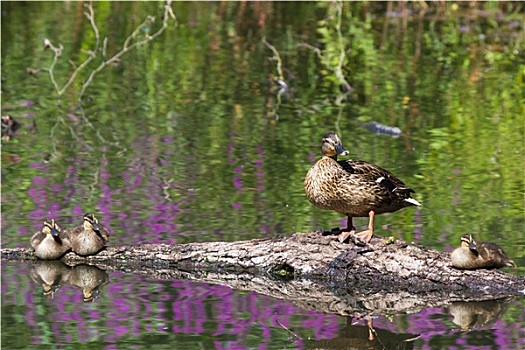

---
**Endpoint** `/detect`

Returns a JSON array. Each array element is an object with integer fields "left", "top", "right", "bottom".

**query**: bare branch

[
  {"left": 42, "top": 1, "right": 175, "bottom": 101},
  {"left": 78, "top": 2, "right": 174, "bottom": 101}
]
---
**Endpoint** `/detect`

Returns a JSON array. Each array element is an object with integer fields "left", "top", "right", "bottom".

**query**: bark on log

[{"left": 3, "top": 232, "right": 523, "bottom": 312}]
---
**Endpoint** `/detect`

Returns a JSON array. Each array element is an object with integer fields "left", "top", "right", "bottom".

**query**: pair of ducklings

[
  {"left": 305, "top": 132, "right": 517, "bottom": 270},
  {"left": 30, "top": 213, "right": 110, "bottom": 260}
]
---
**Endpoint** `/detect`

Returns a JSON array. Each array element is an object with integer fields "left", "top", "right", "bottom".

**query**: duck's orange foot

[
  {"left": 351, "top": 229, "right": 373, "bottom": 245},
  {"left": 337, "top": 229, "right": 356, "bottom": 243}
]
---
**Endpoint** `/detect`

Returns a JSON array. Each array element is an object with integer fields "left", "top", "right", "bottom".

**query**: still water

[{"left": 2, "top": 1, "right": 523, "bottom": 349}]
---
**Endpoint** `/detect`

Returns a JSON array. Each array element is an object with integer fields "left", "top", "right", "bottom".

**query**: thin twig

[
  {"left": 262, "top": 37, "right": 284, "bottom": 81},
  {"left": 275, "top": 319, "right": 301, "bottom": 340}
]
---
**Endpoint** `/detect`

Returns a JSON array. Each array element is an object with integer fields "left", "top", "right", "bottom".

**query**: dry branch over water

[{"left": 3, "top": 232, "right": 523, "bottom": 310}]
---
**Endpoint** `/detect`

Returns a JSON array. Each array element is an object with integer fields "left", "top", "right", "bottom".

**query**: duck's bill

[{"left": 336, "top": 144, "right": 349, "bottom": 156}]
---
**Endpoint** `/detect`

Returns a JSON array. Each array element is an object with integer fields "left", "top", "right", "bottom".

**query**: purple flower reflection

[
  {"left": 232, "top": 203, "right": 242, "bottom": 209},
  {"left": 233, "top": 176, "right": 243, "bottom": 189},
  {"left": 33, "top": 176, "right": 47, "bottom": 186}
]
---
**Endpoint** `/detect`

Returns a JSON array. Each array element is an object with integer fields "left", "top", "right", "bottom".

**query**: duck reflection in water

[
  {"left": 30, "top": 260, "right": 72, "bottom": 298},
  {"left": 30, "top": 261, "right": 109, "bottom": 302},
  {"left": 307, "top": 315, "right": 420, "bottom": 349},
  {"left": 64, "top": 264, "right": 109, "bottom": 302},
  {"left": 448, "top": 298, "right": 513, "bottom": 331}
]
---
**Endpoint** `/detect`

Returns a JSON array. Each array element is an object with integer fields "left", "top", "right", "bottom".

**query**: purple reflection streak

[
  {"left": 413, "top": 209, "right": 423, "bottom": 242},
  {"left": 115, "top": 325, "right": 129, "bottom": 338},
  {"left": 213, "top": 341, "right": 244, "bottom": 350},
  {"left": 255, "top": 144, "right": 265, "bottom": 192},
  {"left": 227, "top": 141, "right": 236, "bottom": 165},
  {"left": 24, "top": 292, "right": 37, "bottom": 326},
  {"left": 307, "top": 152, "right": 316, "bottom": 164}
]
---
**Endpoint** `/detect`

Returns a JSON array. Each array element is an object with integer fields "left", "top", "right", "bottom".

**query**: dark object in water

[
  {"left": 1, "top": 114, "right": 20, "bottom": 140},
  {"left": 362, "top": 121, "right": 402, "bottom": 138}
]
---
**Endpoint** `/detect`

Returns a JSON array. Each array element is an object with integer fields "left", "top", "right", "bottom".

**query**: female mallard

[
  {"left": 30, "top": 219, "right": 71, "bottom": 259},
  {"left": 450, "top": 234, "right": 516, "bottom": 269},
  {"left": 304, "top": 132, "right": 421, "bottom": 244},
  {"left": 66, "top": 213, "right": 110, "bottom": 256}
]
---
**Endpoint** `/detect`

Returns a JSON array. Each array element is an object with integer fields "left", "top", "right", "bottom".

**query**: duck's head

[
  {"left": 460, "top": 234, "right": 477, "bottom": 250},
  {"left": 42, "top": 219, "right": 62, "bottom": 238},
  {"left": 83, "top": 213, "right": 100, "bottom": 232},
  {"left": 322, "top": 132, "right": 349, "bottom": 159}
]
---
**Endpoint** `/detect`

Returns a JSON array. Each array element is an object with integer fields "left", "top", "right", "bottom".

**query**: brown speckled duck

[
  {"left": 450, "top": 234, "right": 516, "bottom": 269},
  {"left": 304, "top": 132, "right": 421, "bottom": 244},
  {"left": 66, "top": 213, "right": 110, "bottom": 256},
  {"left": 30, "top": 219, "right": 71, "bottom": 260}
]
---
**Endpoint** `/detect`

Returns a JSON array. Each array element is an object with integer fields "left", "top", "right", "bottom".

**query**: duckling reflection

[
  {"left": 64, "top": 264, "right": 109, "bottom": 302},
  {"left": 30, "top": 260, "right": 72, "bottom": 298},
  {"left": 307, "top": 316, "right": 420, "bottom": 349},
  {"left": 449, "top": 298, "right": 513, "bottom": 331}
]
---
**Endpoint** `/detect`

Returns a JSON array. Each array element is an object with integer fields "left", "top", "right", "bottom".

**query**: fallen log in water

[{"left": 2, "top": 232, "right": 523, "bottom": 307}]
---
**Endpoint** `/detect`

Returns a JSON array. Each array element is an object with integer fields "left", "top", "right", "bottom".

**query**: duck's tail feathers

[{"left": 405, "top": 197, "right": 422, "bottom": 207}]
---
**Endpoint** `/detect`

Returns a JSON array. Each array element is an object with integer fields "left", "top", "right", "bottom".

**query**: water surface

[{"left": 2, "top": 2, "right": 523, "bottom": 349}]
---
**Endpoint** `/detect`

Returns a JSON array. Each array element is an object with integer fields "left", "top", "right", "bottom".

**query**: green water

[{"left": 1, "top": 2, "right": 524, "bottom": 349}]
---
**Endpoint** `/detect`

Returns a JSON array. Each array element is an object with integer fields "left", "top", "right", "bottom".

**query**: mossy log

[{"left": 2, "top": 232, "right": 523, "bottom": 311}]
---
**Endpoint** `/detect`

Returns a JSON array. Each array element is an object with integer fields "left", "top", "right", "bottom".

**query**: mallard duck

[
  {"left": 450, "top": 234, "right": 516, "bottom": 269},
  {"left": 30, "top": 219, "right": 71, "bottom": 260},
  {"left": 66, "top": 213, "right": 110, "bottom": 256},
  {"left": 304, "top": 132, "right": 421, "bottom": 244}
]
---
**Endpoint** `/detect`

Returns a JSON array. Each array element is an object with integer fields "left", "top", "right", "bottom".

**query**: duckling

[
  {"left": 66, "top": 213, "right": 110, "bottom": 256},
  {"left": 450, "top": 234, "right": 516, "bottom": 269},
  {"left": 304, "top": 132, "right": 421, "bottom": 244},
  {"left": 30, "top": 219, "right": 71, "bottom": 260}
]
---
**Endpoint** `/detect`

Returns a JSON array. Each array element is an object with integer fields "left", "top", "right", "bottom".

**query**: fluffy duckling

[
  {"left": 304, "top": 132, "right": 421, "bottom": 244},
  {"left": 450, "top": 234, "right": 517, "bottom": 269},
  {"left": 30, "top": 219, "right": 71, "bottom": 260},
  {"left": 66, "top": 213, "right": 110, "bottom": 256}
]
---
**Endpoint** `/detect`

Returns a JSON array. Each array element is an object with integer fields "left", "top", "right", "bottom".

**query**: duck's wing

[
  {"left": 61, "top": 225, "right": 82, "bottom": 240},
  {"left": 477, "top": 242, "right": 516, "bottom": 267},
  {"left": 338, "top": 160, "right": 415, "bottom": 193},
  {"left": 30, "top": 231, "right": 45, "bottom": 249}
]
